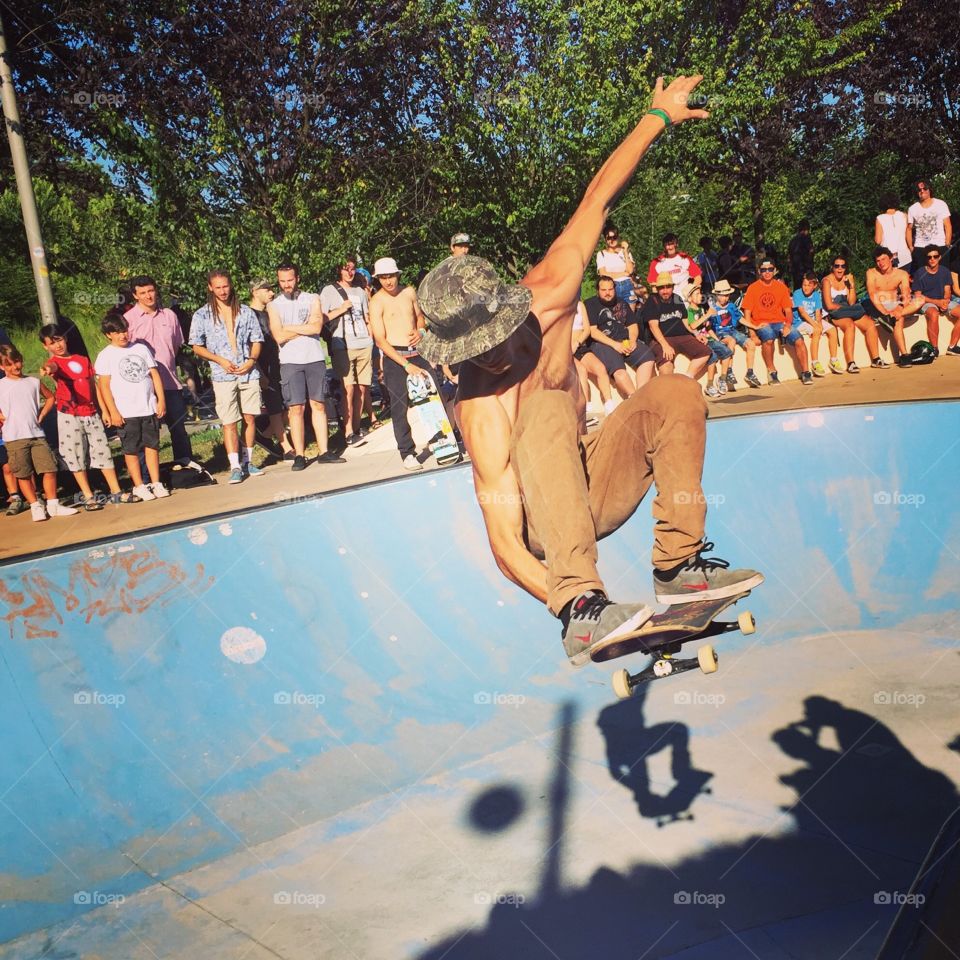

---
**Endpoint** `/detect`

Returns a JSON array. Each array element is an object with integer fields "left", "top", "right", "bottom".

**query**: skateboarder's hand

[{"left": 652, "top": 75, "right": 710, "bottom": 125}]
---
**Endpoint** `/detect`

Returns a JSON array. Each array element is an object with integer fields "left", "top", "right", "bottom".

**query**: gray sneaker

[
  {"left": 561, "top": 592, "right": 653, "bottom": 667},
  {"left": 653, "top": 541, "right": 764, "bottom": 604}
]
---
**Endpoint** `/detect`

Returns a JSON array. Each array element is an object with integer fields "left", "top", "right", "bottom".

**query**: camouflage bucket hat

[{"left": 417, "top": 255, "right": 532, "bottom": 365}]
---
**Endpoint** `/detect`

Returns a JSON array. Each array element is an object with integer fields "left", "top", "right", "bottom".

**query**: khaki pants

[{"left": 510, "top": 374, "right": 708, "bottom": 615}]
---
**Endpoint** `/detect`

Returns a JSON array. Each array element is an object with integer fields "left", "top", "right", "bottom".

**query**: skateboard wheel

[
  {"left": 737, "top": 611, "right": 756, "bottom": 635},
  {"left": 612, "top": 669, "right": 633, "bottom": 700},
  {"left": 697, "top": 644, "right": 718, "bottom": 674}
]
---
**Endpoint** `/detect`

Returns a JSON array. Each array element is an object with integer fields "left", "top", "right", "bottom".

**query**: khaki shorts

[
  {"left": 331, "top": 346, "right": 373, "bottom": 386},
  {"left": 213, "top": 379, "right": 263, "bottom": 424},
  {"left": 6, "top": 437, "right": 57, "bottom": 479}
]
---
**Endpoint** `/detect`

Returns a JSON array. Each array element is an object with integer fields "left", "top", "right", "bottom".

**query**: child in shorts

[
  {"left": 94, "top": 314, "right": 171, "bottom": 501},
  {"left": 685, "top": 285, "right": 734, "bottom": 397},
  {"left": 793, "top": 273, "right": 839, "bottom": 376},
  {"left": 39, "top": 323, "right": 126, "bottom": 509},
  {"left": 704, "top": 279, "right": 757, "bottom": 388},
  {"left": 0, "top": 344, "right": 79, "bottom": 521}
]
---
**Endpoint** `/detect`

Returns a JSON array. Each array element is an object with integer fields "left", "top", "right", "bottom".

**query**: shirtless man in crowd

[
  {"left": 864, "top": 247, "right": 925, "bottom": 367},
  {"left": 369, "top": 257, "right": 446, "bottom": 471},
  {"left": 416, "top": 75, "right": 763, "bottom": 665}
]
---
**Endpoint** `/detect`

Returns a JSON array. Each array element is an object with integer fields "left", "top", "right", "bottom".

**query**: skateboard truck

[{"left": 611, "top": 609, "right": 755, "bottom": 700}]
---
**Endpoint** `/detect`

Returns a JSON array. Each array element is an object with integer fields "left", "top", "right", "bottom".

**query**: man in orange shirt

[{"left": 741, "top": 259, "right": 813, "bottom": 385}]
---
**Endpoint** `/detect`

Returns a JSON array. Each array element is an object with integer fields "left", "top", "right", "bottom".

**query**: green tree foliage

[{"left": 0, "top": 0, "right": 954, "bottom": 333}]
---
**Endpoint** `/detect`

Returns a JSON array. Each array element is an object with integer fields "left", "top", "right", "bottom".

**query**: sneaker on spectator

[
  {"left": 745, "top": 371, "right": 761, "bottom": 388},
  {"left": 946, "top": 345, "right": 960, "bottom": 356},
  {"left": 5, "top": 495, "right": 27, "bottom": 517},
  {"left": 30, "top": 500, "right": 48, "bottom": 522},
  {"left": 801, "top": 371, "right": 813, "bottom": 385},
  {"left": 228, "top": 467, "right": 244, "bottom": 484},
  {"left": 317, "top": 451, "right": 346, "bottom": 464},
  {"left": 897, "top": 355, "right": 913, "bottom": 368},
  {"left": 725, "top": 371, "right": 738, "bottom": 387},
  {"left": 829, "top": 358, "right": 845, "bottom": 374},
  {"left": 151, "top": 482, "right": 171, "bottom": 498},
  {"left": 403, "top": 454, "right": 423, "bottom": 471},
  {"left": 705, "top": 382, "right": 719, "bottom": 398},
  {"left": 870, "top": 357, "right": 890, "bottom": 369},
  {"left": 291, "top": 455, "right": 307, "bottom": 472},
  {"left": 847, "top": 362, "right": 860, "bottom": 374},
  {"left": 653, "top": 541, "right": 765, "bottom": 604},
  {"left": 812, "top": 361, "right": 826, "bottom": 377},
  {"left": 560, "top": 591, "right": 654, "bottom": 667},
  {"left": 245, "top": 462, "right": 265, "bottom": 477},
  {"left": 717, "top": 378, "right": 728, "bottom": 395},
  {"left": 47, "top": 500, "right": 79, "bottom": 517},
  {"left": 768, "top": 372, "right": 781, "bottom": 385},
  {"left": 132, "top": 484, "right": 156, "bottom": 501}
]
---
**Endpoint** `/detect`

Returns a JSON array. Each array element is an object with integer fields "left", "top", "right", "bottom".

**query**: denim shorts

[
  {"left": 715, "top": 327, "right": 749, "bottom": 349},
  {"left": 756, "top": 323, "right": 803, "bottom": 346},
  {"left": 707, "top": 339, "right": 734, "bottom": 364}
]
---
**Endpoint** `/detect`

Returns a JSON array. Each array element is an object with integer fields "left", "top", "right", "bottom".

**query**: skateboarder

[{"left": 416, "top": 75, "right": 763, "bottom": 666}]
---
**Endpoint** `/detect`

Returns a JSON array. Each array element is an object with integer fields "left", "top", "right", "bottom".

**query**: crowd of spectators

[
  {"left": 576, "top": 180, "right": 959, "bottom": 401},
  {"left": 1, "top": 185, "right": 958, "bottom": 527}
]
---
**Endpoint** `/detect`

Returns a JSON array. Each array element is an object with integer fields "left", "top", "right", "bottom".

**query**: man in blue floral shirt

[{"left": 189, "top": 270, "right": 265, "bottom": 483}]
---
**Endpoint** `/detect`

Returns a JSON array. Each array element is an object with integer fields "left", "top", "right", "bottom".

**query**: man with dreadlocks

[{"left": 189, "top": 270, "right": 266, "bottom": 484}]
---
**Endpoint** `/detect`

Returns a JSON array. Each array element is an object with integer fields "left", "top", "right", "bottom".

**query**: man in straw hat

[{"left": 417, "top": 75, "right": 763, "bottom": 666}]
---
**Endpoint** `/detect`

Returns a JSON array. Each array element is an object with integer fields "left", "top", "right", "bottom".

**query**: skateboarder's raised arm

[{"left": 522, "top": 76, "right": 708, "bottom": 331}]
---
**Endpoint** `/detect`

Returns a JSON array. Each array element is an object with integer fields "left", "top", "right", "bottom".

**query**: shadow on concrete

[{"left": 418, "top": 695, "right": 959, "bottom": 960}]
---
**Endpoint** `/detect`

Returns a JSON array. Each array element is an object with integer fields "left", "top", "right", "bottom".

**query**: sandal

[
  {"left": 80, "top": 496, "right": 104, "bottom": 512},
  {"left": 107, "top": 491, "right": 142, "bottom": 505}
]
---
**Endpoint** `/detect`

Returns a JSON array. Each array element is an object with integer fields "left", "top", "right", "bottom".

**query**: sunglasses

[
  {"left": 759, "top": 267, "right": 775, "bottom": 273},
  {"left": 606, "top": 235, "right": 619, "bottom": 241},
  {"left": 927, "top": 254, "right": 941, "bottom": 261},
  {"left": 833, "top": 263, "right": 846, "bottom": 268}
]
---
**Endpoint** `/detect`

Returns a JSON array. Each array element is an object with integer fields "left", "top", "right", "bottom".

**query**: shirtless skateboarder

[
  {"left": 369, "top": 256, "right": 448, "bottom": 471},
  {"left": 416, "top": 75, "right": 763, "bottom": 665}
]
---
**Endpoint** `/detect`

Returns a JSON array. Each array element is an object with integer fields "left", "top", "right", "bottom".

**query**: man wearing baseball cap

[
  {"left": 450, "top": 233, "right": 471, "bottom": 256},
  {"left": 417, "top": 75, "right": 763, "bottom": 667}
]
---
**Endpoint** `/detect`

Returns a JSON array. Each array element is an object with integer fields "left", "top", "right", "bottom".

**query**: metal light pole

[{"left": 0, "top": 14, "right": 57, "bottom": 324}]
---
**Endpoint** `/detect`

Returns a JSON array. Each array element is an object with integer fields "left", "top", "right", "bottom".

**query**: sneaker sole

[
  {"left": 655, "top": 572, "right": 765, "bottom": 606},
  {"left": 566, "top": 605, "right": 655, "bottom": 667}
]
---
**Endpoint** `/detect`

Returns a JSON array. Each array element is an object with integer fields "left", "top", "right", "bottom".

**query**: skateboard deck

[
  {"left": 407, "top": 375, "right": 461, "bottom": 465},
  {"left": 592, "top": 591, "right": 756, "bottom": 700}
]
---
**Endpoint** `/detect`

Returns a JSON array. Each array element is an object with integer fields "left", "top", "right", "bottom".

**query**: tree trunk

[{"left": 750, "top": 175, "right": 765, "bottom": 250}]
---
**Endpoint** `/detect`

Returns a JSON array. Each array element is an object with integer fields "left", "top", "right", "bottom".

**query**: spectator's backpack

[
  {"left": 162, "top": 460, "right": 217, "bottom": 489},
  {"left": 332, "top": 284, "right": 371, "bottom": 348}
]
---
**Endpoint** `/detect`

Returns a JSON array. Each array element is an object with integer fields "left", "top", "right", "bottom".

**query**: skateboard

[
  {"left": 593, "top": 591, "right": 756, "bottom": 700},
  {"left": 407, "top": 374, "right": 461, "bottom": 465}
]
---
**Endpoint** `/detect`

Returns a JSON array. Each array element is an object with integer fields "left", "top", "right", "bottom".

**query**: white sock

[
  {"left": 48, "top": 498, "right": 60, "bottom": 509},
  {"left": 603, "top": 398, "right": 616, "bottom": 414},
  {"left": 228, "top": 452, "right": 240, "bottom": 469},
  {"left": 244, "top": 447, "right": 254, "bottom": 464}
]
